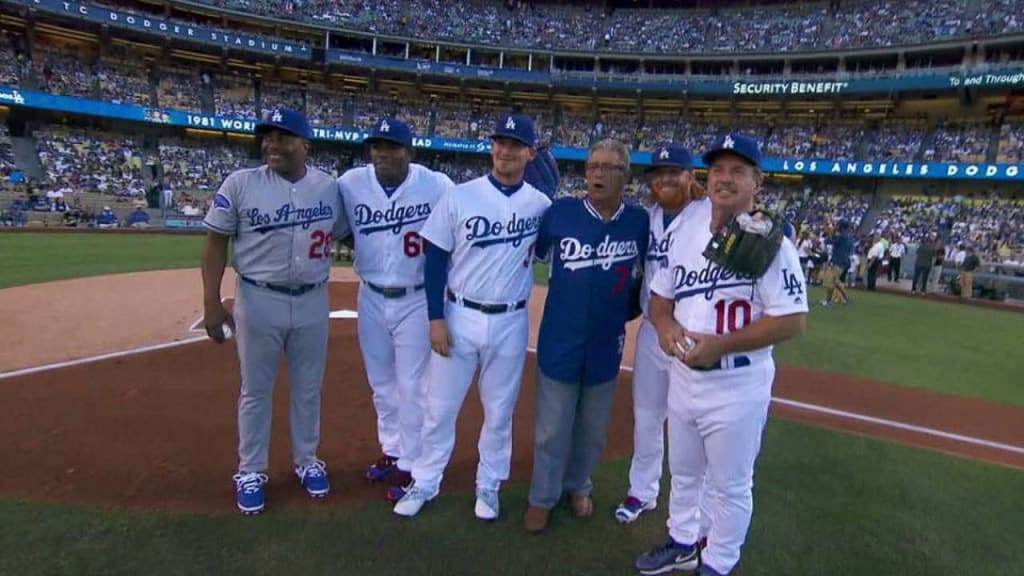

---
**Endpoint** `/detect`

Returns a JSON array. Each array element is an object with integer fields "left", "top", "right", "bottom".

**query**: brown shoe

[
  {"left": 524, "top": 506, "right": 550, "bottom": 533},
  {"left": 569, "top": 494, "right": 593, "bottom": 518}
]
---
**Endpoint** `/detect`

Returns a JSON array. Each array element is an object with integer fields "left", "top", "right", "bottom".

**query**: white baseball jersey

[
  {"left": 419, "top": 175, "right": 552, "bottom": 303},
  {"left": 338, "top": 163, "right": 455, "bottom": 287},
  {"left": 641, "top": 202, "right": 695, "bottom": 318},
  {"left": 204, "top": 165, "right": 350, "bottom": 285},
  {"left": 650, "top": 198, "right": 808, "bottom": 366}
]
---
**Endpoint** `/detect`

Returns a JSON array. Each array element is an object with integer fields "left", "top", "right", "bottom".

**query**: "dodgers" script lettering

[
  {"left": 560, "top": 235, "right": 640, "bottom": 271},
  {"left": 354, "top": 201, "right": 432, "bottom": 235},
  {"left": 465, "top": 213, "right": 542, "bottom": 248},
  {"left": 673, "top": 260, "right": 754, "bottom": 301}
]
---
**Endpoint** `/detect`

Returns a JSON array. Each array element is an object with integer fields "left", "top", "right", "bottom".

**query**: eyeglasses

[{"left": 585, "top": 163, "right": 627, "bottom": 174}]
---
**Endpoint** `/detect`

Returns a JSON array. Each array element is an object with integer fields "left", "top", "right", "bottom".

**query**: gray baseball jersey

[
  {"left": 204, "top": 165, "right": 350, "bottom": 285},
  {"left": 203, "top": 163, "right": 350, "bottom": 476}
]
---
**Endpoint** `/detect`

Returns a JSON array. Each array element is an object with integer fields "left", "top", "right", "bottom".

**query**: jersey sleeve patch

[{"left": 213, "top": 193, "right": 232, "bottom": 211}]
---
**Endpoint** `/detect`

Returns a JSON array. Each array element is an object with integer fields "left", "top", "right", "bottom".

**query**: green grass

[
  {"left": 1, "top": 419, "right": 1020, "bottom": 576},
  {"left": 3, "top": 234, "right": 1021, "bottom": 404},
  {"left": 775, "top": 286, "right": 1024, "bottom": 406},
  {"left": 0, "top": 233, "right": 205, "bottom": 289}
]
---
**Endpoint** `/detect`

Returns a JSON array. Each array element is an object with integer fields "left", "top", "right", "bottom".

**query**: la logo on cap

[
  {"left": 659, "top": 147, "right": 671, "bottom": 159},
  {"left": 271, "top": 110, "right": 283, "bottom": 123},
  {"left": 505, "top": 116, "right": 516, "bottom": 130},
  {"left": 723, "top": 135, "right": 735, "bottom": 149},
  {"left": 380, "top": 120, "right": 390, "bottom": 132}
]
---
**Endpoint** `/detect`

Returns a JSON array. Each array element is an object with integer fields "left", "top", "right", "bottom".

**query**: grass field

[
  {"left": 2, "top": 231, "right": 1022, "bottom": 575},
  {"left": 1, "top": 419, "right": 1021, "bottom": 576},
  {"left": 0, "top": 233, "right": 205, "bottom": 289}
]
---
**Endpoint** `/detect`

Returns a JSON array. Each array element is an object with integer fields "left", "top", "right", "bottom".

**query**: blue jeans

[{"left": 527, "top": 368, "right": 618, "bottom": 509}]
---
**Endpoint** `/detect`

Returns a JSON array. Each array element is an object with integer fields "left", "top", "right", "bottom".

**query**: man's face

[
  {"left": 491, "top": 137, "right": 535, "bottom": 181},
  {"left": 646, "top": 166, "right": 692, "bottom": 209},
  {"left": 706, "top": 153, "right": 761, "bottom": 215},
  {"left": 585, "top": 148, "right": 628, "bottom": 204},
  {"left": 260, "top": 129, "right": 308, "bottom": 174},
  {"left": 369, "top": 140, "right": 412, "bottom": 184}
]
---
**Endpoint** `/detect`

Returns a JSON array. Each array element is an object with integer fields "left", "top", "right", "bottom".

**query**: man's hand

[
  {"left": 655, "top": 319, "right": 688, "bottom": 358},
  {"left": 430, "top": 319, "right": 453, "bottom": 357},
  {"left": 204, "top": 301, "right": 235, "bottom": 344},
  {"left": 680, "top": 331, "right": 726, "bottom": 369}
]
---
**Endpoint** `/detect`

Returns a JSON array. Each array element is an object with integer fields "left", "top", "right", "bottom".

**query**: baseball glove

[
  {"left": 703, "top": 209, "right": 784, "bottom": 278},
  {"left": 524, "top": 145, "right": 560, "bottom": 199}
]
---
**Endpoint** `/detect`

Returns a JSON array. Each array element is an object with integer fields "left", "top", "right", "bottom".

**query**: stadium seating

[
  {"left": 34, "top": 126, "right": 147, "bottom": 198},
  {"left": 996, "top": 122, "right": 1024, "bottom": 164},
  {"left": 192, "top": 0, "right": 1024, "bottom": 54}
]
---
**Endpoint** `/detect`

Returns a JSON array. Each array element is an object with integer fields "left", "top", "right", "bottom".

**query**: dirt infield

[{"left": 2, "top": 280, "right": 1022, "bottom": 515}]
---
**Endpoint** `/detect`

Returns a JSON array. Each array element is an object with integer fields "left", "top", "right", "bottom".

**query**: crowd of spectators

[
  {"left": 866, "top": 119, "right": 927, "bottom": 161},
  {"left": 923, "top": 121, "right": 993, "bottom": 163},
  {"left": 195, "top": 0, "right": 1024, "bottom": 54},
  {"left": 0, "top": 124, "right": 15, "bottom": 177},
  {"left": 996, "top": 121, "right": 1024, "bottom": 164},
  {"left": 158, "top": 137, "right": 250, "bottom": 198},
  {"left": 872, "top": 194, "right": 1024, "bottom": 261},
  {"left": 214, "top": 75, "right": 258, "bottom": 119},
  {"left": 34, "top": 126, "right": 147, "bottom": 198},
  {"left": 158, "top": 68, "right": 207, "bottom": 114}
]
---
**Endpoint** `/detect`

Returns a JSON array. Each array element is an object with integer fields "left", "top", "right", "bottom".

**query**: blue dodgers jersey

[{"left": 535, "top": 197, "right": 650, "bottom": 385}]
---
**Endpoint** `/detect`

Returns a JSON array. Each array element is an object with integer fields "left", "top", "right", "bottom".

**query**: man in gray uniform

[{"left": 201, "top": 108, "right": 350, "bottom": 515}]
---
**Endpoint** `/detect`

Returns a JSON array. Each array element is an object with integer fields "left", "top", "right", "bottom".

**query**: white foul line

[
  {"left": 523, "top": 346, "right": 1024, "bottom": 457},
  {"left": 0, "top": 336, "right": 209, "bottom": 380},
  {"left": 2, "top": 341, "right": 1021, "bottom": 458},
  {"left": 770, "top": 397, "right": 1024, "bottom": 456}
]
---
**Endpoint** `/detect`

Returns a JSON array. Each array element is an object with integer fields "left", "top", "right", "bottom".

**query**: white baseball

[
  {"left": 675, "top": 337, "right": 696, "bottom": 356},
  {"left": 221, "top": 323, "right": 234, "bottom": 340}
]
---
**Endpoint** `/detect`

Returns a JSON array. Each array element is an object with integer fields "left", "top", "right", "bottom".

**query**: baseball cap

[
  {"left": 256, "top": 108, "right": 311, "bottom": 140},
  {"left": 702, "top": 132, "right": 762, "bottom": 169},
  {"left": 365, "top": 118, "right": 414, "bottom": 148},
  {"left": 646, "top": 143, "right": 693, "bottom": 172},
  {"left": 491, "top": 113, "right": 536, "bottom": 147}
]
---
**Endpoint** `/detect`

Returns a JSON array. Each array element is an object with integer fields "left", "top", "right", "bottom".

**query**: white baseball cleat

[
  {"left": 474, "top": 488, "right": 500, "bottom": 521},
  {"left": 393, "top": 484, "right": 437, "bottom": 517},
  {"left": 615, "top": 496, "right": 657, "bottom": 524}
]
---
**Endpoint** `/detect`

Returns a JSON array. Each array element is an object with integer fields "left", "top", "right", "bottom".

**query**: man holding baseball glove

[{"left": 636, "top": 133, "right": 807, "bottom": 576}]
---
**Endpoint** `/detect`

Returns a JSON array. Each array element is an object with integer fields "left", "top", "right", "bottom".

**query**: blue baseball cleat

[
  {"left": 233, "top": 472, "right": 269, "bottom": 515},
  {"left": 635, "top": 538, "right": 700, "bottom": 575},
  {"left": 295, "top": 459, "right": 330, "bottom": 498}
]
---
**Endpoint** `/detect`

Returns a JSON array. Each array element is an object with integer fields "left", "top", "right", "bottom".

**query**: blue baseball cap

[
  {"left": 256, "top": 108, "right": 311, "bottom": 140},
  {"left": 491, "top": 113, "right": 536, "bottom": 147},
  {"left": 702, "top": 132, "right": 762, "bottom": 169},
  {"left": 646, "top": 143, "right": 693, "bottom": 172},
  {"left": 365, "top": 117, "right": 414, "bottom": 148}
]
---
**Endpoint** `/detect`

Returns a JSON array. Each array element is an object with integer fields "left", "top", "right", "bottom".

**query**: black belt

[
  {"left": 365, "top": 281, "right": 425, "bottom": 299},
  {"left": 691, "top": 355, "right": 751, "bottom": 372},
  {"left": 447, "top": 289, "right": 526, "bottom": 314},
  {"left": 241, "top": 276, "right": 325, "bottom": 296}
]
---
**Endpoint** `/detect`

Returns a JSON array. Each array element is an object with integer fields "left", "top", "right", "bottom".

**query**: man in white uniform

[
  {"left": 337, "top": 118, "right": 454, "bottom": 499},
  {"left": 393, "top": 113, "right": 552, "bottom": 520},
  {"left": 636, "top": 133, "right": 808, "bottom": 576},
  {"left": 617, "top": 143, "right": 711, "bottom": 525}
]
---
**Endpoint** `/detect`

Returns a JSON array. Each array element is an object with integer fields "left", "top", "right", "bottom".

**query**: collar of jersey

[
  {"left": 487, "top": 174, "right": 523, "bottom": 197},
  {"left": 375, "top": 167, "right": 409, "bottom": 198},
  {"left": 584, "top": 197, "right": 624, "bottom": 222}
]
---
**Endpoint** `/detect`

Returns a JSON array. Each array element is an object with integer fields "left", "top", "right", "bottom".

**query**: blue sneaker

[
  {"left": 295, "top": 460, "right": 330, "bottom": 498},
  {"left": 233, "top": 472, "right": 268, "bottom": 515},
  {"left": 635, "top": 538, "right": 699, "bottom": 575},
  {"left": 700, "top": 565, "right": 727, "bottom": 576}
]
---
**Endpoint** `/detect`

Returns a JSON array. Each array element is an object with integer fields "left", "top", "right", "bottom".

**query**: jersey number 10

[{"left": 714, "top": 299, "right": 752, "bottom": 335}]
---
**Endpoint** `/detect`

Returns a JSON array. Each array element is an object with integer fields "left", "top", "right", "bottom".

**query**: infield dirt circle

[{"left": 1, "top": 270, "right": 1022, "bottom": 514}]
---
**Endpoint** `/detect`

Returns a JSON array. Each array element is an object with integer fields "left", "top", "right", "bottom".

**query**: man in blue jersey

[{"left": 523, "top": 139, "right": 650, "bottom": 533}]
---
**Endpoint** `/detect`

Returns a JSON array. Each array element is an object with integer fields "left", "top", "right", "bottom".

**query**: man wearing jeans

[{"left": 523, "top": 139, "right": 649, "bottom": 533}]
